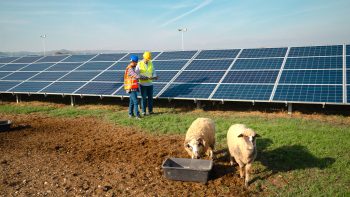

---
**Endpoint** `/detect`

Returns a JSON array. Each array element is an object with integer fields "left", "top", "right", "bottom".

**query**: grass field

[{"left": 0, "top": 102, "right": 349, "bottom": 196}]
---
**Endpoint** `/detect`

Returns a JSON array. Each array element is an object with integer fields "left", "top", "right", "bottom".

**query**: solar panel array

[{"left": 0, "top": 44, "right": 349, "bottom": 105}]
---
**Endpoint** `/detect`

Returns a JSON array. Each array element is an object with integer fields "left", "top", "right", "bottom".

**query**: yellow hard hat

[{"left": 143, "top": 51, "right": 152, "bottom": 60}]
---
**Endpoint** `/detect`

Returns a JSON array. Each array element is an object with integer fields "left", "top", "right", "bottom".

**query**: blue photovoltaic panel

[
  {"left": 232, "top": 58, "right": 283, "bottom": 70},
  {"left": 20, "top": 63, "right": 54, "bottom": 71},
  {"left": 13, "top": 56, "right": 42, "bottom": 63},
  {"left": 47, "top": 63, "right": 82, "bottom": 71},
  {"left": 347, "top": 45, "right": 350, "bottom": 56},
  {"left": 160, "top": 83, "right": 216, "bottom": 98},
  {"left": 348, "top": 86, "right": 350, "bottom": 103},
  {"left": 152, "top": 60, "right": 188, "bottom": 70},
  {"left": 347, "top": 70, "right": 350, "bottom": 84},
  {"left": 0, "top": 64, "right": 29, "bottom": 71},
  {"left": 0, "top": 64, "right": 4, "bottom": 68},
  {"left": 2, "top": 72, "right": 38, "bottom": 80},
  {"left": 347, "top": 57, "right": 350, "bottom": 69},
  {"left": 0, "top": 81, "right": 21, "bottom": 91},
  {"left": 115, "top": 83, "right": 166, "bottom": 96},
  {"left": 185, "top": 60, "right": 233, "bottom": 70},
  {"left": 239, "top": 48, "right": 287, "bottom": 58},
  {"left": 279, "top": 70, "right": 342, "bottom": 84},
  {"left": 37, "top": 55, "right": 69, "bottom": 63},
  {"left": 156, "top": 71, "right": 178, "bottom": 82},
  {"left": 0, "top": 57, "right": 19, "bottom": 63},
  {"left": 284, "top": 57, "right": 343, "bottom": 69},
  {"left": 120, "top": 52, "right": 160, "bottom": 61},
  {"left": 10, "top": 82, "right": 51, "bottom": 93},
  {"left": 40, "top": 82, "right": 85, "bottom": 94},
  {"left": 288, "top": 45, "right": 342, "bottom": 57},
  {"left": 76, "top": 62, "right": 114, "bottom": 70},
  {"left": 0, "top": 72, "right": 11, "bottom": 78},
  {"left": 212, "top": 84, "right": 274, "bottom": 100},
  {"left": 195, "top": 49, "right": 240, "bottom": 59},
  {"left": 108, "top": 61, "right": 129, "bottom": 70},
  {"left": 91, "top": 53, "right": 126, "bottom": 61},
  {"left": 59, "top": 71, "right": 100, "bottom": 81},
  {"left": 93, "top": 71, "right": 124, "bottom": 82},
  {"left": 174, "top": 71, "right": 225, "bottom": 83},
  {"left": 30, "top": 72, "right": 68, "bottom": 81},
  {"left": 62, "top": 54, "right": 95, "bottom": 62},
  {"left": 273, "top": 85, "right": 343, "bottom": 103},
  {"left": 76, "top": 82, "right": 123, "bottom": 95},
  {"left": 156, "top": 51, "right": 197, "bottom": 60},
  {"left": 223, "top": 71, "right": 279, "bottom": 83}
]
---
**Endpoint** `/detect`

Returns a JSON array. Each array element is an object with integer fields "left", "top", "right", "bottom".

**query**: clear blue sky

[{"left": 0, "top": 0, "right": 349, "bottom": 52}]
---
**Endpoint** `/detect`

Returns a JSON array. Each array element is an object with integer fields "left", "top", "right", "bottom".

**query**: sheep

[
  {"left": 184, "top": 118, "right": 215, "bottom": 160},
  {"left": 227, "top": 124, "right": 260, "bottom": 187}
]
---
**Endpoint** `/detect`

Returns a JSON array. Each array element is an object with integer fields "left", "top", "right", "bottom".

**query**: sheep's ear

[
  {"left": 255, "top": 134, "right": 261, "bottom": 137},
  {"left": 237, "top": 134, "right": 244, "bottom": 137}
]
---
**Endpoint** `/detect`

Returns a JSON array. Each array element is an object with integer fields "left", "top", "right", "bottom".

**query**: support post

[
  {"left": 16, "top": 94, "right": 21, "bottom": 103},
  {"left": 70, "top": 95, "right": 75, "bottom": 107},
  {"left": 196, "top": 100, "right": 202, "bottom": 109},
  {"left": 287, "top": 103, "right": 292, "bottom": 115}
]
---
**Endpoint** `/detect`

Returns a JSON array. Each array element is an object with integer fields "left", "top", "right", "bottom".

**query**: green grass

[{"left": 0, "top": 103, "right": 349, "bottom": 196}]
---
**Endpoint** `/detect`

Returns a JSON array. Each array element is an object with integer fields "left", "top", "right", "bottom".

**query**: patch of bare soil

[{"left": 0, "top": 114, "right": 257, "bottom": 196}]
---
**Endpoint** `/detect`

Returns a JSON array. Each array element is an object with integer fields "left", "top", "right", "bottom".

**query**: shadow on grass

[
  {"left": 8, "top": 124, "right": 32, "bottom": 132},
  {"left": 254, "top": 138, "right": 336, "bottom": 182}
]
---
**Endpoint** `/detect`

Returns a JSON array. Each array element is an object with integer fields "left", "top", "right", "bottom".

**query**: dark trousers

[{"left": 140, "top": 85, "right": 153, "bottom": 114}]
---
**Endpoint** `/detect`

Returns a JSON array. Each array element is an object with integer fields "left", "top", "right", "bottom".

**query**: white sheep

[
  {"left": 227, "top": 124, "right": 260, "bottom": 186},
  {"left": 184, "top": 118, "right": 215, "bottom": 159}
]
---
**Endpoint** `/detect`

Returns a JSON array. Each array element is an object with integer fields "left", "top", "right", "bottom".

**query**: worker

[
  {"left": 124, "top": 55, "right": 149, "bottom": 119},
  {"left": 135, "top": 51, "right": 158, "bottom": 116}
]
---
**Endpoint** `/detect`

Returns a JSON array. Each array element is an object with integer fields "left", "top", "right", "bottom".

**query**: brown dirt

[{"left": 0, "top": 114, "right": 258, "bottom": 196}]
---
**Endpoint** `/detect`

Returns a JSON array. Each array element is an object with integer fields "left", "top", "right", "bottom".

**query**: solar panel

[
  {"left": 91, "top": 53, "right": 126, "bottom": 61},
  {"left": 288, "top": 45, "right": 342, "bottom": 57},
  {"left": 62, "top": 54, "right": 96, "bottom": 62},
  {"left": 195, "top": 49, "right": 240, "bottom": 59},
  {"left": 156, "top": 51, "right": 197, "bottom": 60},
  {"left": 59, "top": 71, "right": 100, "bottom": 81},
  {"left": 0, "top": 57, "right": 20, "bottom": 63},
  {"left": 40, "top": 82, "right": 85, "bottom": 94},
  {"left": 0, "top": 72, "right": 11, "bottom": 78},
  {"left": 0, "top": 81, "right": 21, "bottom": 91},
  {"left": 347, "top": 57, "right": 350, "bottom": 69},
  {"left": 152, "top": 60, "right": 188, "bottom": 70},
  {"left": 279, "top": 70, "right": 343, "bottom": 84},
  {"left": 107, "top": 61, "right": 129, "bottom": 71},
  {"left": 239, "top": 48, "right": 287, "bottom": 58},
  {"left": 348, "top": 86, "right": 350, "bottom": 103},
  {"left": 2, "top": 72, "right": 38, "bottom": 81},
  {"left": 30, "top": 72, "right": 68, "bottom": 81},
  {"left": 0, "top": 64, "right": 30, "bottom": 71},
  {"left": 174, "top": 71, "right": 225, "bottom": 83},
  {"left": 10, "top": 82, "right": 52, "bottom": 93},
  {"left": 273, "top": 85, "right": 343, "bottom": 103},
  {"left": 115, "top": 83, "right": 166, "bottom": 96},
  {"left": 185, "top": 60, "right": 233, "bottom": 70},
  {"left": 284, "top": 57, "right": 343, "bottom": 69},
  {"left": 347, "top": 70, "right": 350, "bottom": 84},
  {"left": 75, "top": 82, "right": 123, "bottom": 95},
  {"left": 0, "top": 64, "right": 4, "bottom": 68},
  {"left": 223, "top": 71, "right": 279, "bottom": 83},
  {"left": 347, "top": 45, "right": 350, "bottom": 56},
  {"left": 212, "top": 84, "right": 274, "bottom": 100},
  {"left": 93, "top": 71, "right": 124, "bottom": 82},
  {"left": 20, "top": 63, "right": 55, "bottom": 71},
  {"left": 47, "top": 63, "right": 82, "bottom": 71},
  {"left": 232, "top": 58, "right": 283, "bottom": 70},
  {"left": 37, "top": 55, "right": 69, "bottom": 63},
  {"left": 12, "top": 56, "right": 42, "bottom": 63},
  {"left": 76, "top": 62, "right": 114, "bottom": 70},
  {"left": 160, "top": 83, "right": 216, "bottom": 98},
  {"left": 120, "top": 52, "right": 160, "bottom": 61},
  {"left": 155, "top": 71, "right": 178, "bottom": 82}
]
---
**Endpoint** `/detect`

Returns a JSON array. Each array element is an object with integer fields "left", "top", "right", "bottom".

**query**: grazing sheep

[
  {"left": 184, "top": 118, "right": 215, "bottom": 159},
  {"left": 227, "top": 124, "right": 260, "bottom": 186}
]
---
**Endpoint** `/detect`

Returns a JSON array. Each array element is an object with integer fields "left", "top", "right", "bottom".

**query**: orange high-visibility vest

[{"left": 124, "top": 65, "right": 138, "bottom": 90}]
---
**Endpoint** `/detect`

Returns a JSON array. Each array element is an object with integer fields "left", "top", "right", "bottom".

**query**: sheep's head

[
  {"left": 184, "top": 138, "right": 206, "bottom": 159},
  {"left": 238, "top": 131, "right": 260, "bottom": 150}
]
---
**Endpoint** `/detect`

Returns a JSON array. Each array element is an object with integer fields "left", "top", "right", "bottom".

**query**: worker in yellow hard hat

[{"left": 135, "top": 51, "right": 158, "bottom": 116}]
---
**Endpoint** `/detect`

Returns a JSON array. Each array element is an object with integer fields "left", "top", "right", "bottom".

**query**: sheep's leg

[
  {"left": 239, "top": 165, "right": 245, "bottom": 179},
  {"left": 244, "top": 163, "right": 252, "bottom": 187},
  {"left": 207, "top": 147, "right": 215, "bottom": 160},
  {"left": 230, "top": 157, "right": 234, "bottom": 166}
]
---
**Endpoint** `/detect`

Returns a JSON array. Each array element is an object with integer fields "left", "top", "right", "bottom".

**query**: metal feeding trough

[
  {"left": 0, "top": 120, "right": 12, "bottom": 132},
  {"left": 162, "top": 158, "right": 213, "bottom": 183}
]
